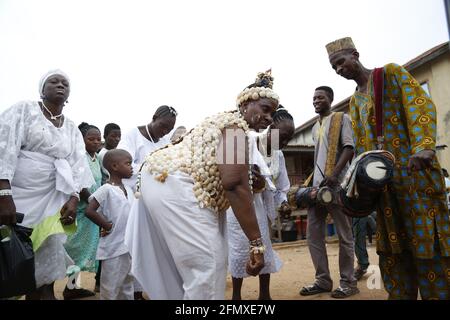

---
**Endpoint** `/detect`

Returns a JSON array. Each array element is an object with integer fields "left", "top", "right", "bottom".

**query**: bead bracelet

[{"left": 0, "top": 189, "right": 12, "bottom": 197}]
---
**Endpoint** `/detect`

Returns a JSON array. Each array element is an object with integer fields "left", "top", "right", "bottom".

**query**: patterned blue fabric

[
  {"left": 379, "top": 240, "right": 450, "bottom": 299},
  {"left": 349, "top": 63, "right": 449, "bottom": 259},
  {"left": 65, "top": 154, "right": 102, "bottom": 273}
]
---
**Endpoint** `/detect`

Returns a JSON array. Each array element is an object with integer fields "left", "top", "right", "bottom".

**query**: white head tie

[{"left": 39, "top": 69, "right": 70, "bottom": 98}]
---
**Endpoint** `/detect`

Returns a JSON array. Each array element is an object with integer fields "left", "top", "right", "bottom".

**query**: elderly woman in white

[
  {"left": 125, "top": 71, "right": 279, "bottom": 300},
  {"left": 0, "top": 70, "right": 94, "bottom": 300},
  {"left": 227, "top": 106, "right": 295, "bottom": 300}
]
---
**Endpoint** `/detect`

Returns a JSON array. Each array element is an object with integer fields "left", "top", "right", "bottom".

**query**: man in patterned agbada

[{"left": 326, "top": 37, "right": 450, "bottom": 300}]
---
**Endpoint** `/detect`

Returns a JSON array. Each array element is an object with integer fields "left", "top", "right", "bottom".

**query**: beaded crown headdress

[{"left": 236, "top": 69, "right": 279, "bottom": 108}]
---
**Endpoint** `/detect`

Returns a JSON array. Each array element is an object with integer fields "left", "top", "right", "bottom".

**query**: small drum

[
  {"left": 339, "top": 189, "right": 378, "bottom": 217},
  {"left": 293, "top": 186, "right": 335, "bottom": 209},
  {"left": 288, "top": 152, "right": 395, "bottom": 216},
  {"left": 356, "top": 154, "right": 394, "bottom": 191},
  {"left": 316, "top": 186, "right": 334, "bottom": 205},
  {"left": 295, "top": 187, "right": 318, "bottom": 209},
  {"left": 340, "top": 153, "right": 395, "bottom": 217}
]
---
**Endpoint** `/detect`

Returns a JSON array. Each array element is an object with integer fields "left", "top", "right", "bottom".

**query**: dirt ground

[{"left": 53, "top": 238, "right": 388, "bottom": 300}]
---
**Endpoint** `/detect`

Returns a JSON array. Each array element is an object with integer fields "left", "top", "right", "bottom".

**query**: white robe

[
  {"left": 0, "top": 101, "right": 92, "bottom": 194},
  {"left": 227, "top": 136, "right": 285, "bottom": 278},
  {"left": 117, "top": 127, "right": 171, "bottom": 190},
  {"left": 125, "top": 171, "right": 227, "bottom": 300},
  {"left": 118, "top": 127, "right": 172, "bottom": 293},
  {"left": 0, "top": 100, "right": 94, "bottom": 286},
  {"left": 263, "top": 151, "right": 290, "bottom": 223}
]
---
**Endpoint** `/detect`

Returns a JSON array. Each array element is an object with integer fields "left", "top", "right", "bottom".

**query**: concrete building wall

[{"left": 409, "top": 52, "right": 450, "bottom": 170}]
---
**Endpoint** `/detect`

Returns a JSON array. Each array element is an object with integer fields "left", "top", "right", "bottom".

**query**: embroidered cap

[{"left": 325, "top": 37, "right": 356, "bottom": 56}]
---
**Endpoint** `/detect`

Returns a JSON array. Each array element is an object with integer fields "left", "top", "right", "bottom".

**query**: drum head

[
  {"left": 317, "top": 187, "right": 333, "bottom": 205},
  {"left": 366, "top": 160, "right": 388, "bottom": 180},
  {"left": 356, "top": 154, "right": 394, "bottom": 190}
]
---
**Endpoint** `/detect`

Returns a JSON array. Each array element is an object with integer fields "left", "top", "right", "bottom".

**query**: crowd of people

[{"left": 1, "top": 36, "right": 449, "bottom": 300}]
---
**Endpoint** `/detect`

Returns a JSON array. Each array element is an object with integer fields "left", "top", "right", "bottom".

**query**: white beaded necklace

[
  {"left": 145, "top": 124, "right": 155, "bottom": 143},
  {"left": 142, "top": 110, "right": 253, "bottom": 212},
  {"left": 87, "top": 152, "right": 96, "bottom": 162},
  {"left": 41, "top": 101, "right": 63, "bottom": 120}
]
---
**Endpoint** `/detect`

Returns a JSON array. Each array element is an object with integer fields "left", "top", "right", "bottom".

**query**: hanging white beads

[{"left": 142, "top": 110, "right": 252, "bottom": 213}]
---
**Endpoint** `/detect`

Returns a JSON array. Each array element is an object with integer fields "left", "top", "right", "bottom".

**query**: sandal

[
  {"left": 354, "top": 266, "right": 368, "bottom": 281},
  {"left": 299, "top": 283, "right": 331, "bottom": 296},
  {"left": 331, "top": 286, "right": 360, "bottom": 299}
]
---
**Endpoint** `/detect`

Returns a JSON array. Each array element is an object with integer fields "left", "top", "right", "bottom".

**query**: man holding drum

[
  {"left": 327, "top": 37, "right": 450, "bottom": 300},
  {"left": 299, "top": 86, "right": 358, "bottom": 298}
]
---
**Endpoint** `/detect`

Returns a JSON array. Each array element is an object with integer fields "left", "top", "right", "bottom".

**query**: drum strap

[
  {"left": 324, "top": 112, "right": 344, "bottom": 176},
  {"left": 373, "top": 67, "right": 385, "bottom": 150},
  {"left": 302, "top": 172, "right": 313, "bottom": 187}
]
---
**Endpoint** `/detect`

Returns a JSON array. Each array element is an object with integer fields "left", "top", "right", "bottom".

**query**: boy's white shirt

[{"left": 89, "top": 183, "right": 134, "bottom": 260}]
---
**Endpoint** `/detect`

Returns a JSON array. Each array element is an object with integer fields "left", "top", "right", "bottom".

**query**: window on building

[
  {"left": 421, "top": 82, "right": 431, "bottom": 97},
  {"left": 285, "top": 155, "right": 296, "bottom": 175}
]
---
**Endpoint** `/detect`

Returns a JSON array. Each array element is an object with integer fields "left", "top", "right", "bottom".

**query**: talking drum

[
  {"left": 293, "top": 187, "right": 317, "bottom": 208},
  {"left": 289, "top": 186, "right": 335, "bottom": 209},
  {"left": 287, "top": 151, "right": 395, "bottom": 216},
  {"left": 339, "top": 152, "right": 395, "bottom": 218}
]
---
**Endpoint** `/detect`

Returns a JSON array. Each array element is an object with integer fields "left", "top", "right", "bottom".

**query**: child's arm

[{"left": 85, "top": 198, "right": 113, "bottom": 236}]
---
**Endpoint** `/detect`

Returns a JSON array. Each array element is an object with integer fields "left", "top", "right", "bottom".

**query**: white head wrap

[{"left": 39, "top": 69, "right": 70, "bottom": 98}]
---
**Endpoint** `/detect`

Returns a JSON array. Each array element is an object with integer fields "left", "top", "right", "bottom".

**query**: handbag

[{"left": 0, "top": 213, "right": 36, "bottom": 298}]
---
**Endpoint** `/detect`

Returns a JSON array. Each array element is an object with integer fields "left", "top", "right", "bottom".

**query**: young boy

[
  {"left": 85, "top": 149, "right": 134, "bottom": 300},
  {"left": 95, "top": 123, "right": 121, "bottom": 291},
  {"left": 98, "top": 123, "right": 121, "bottom": 185}
]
